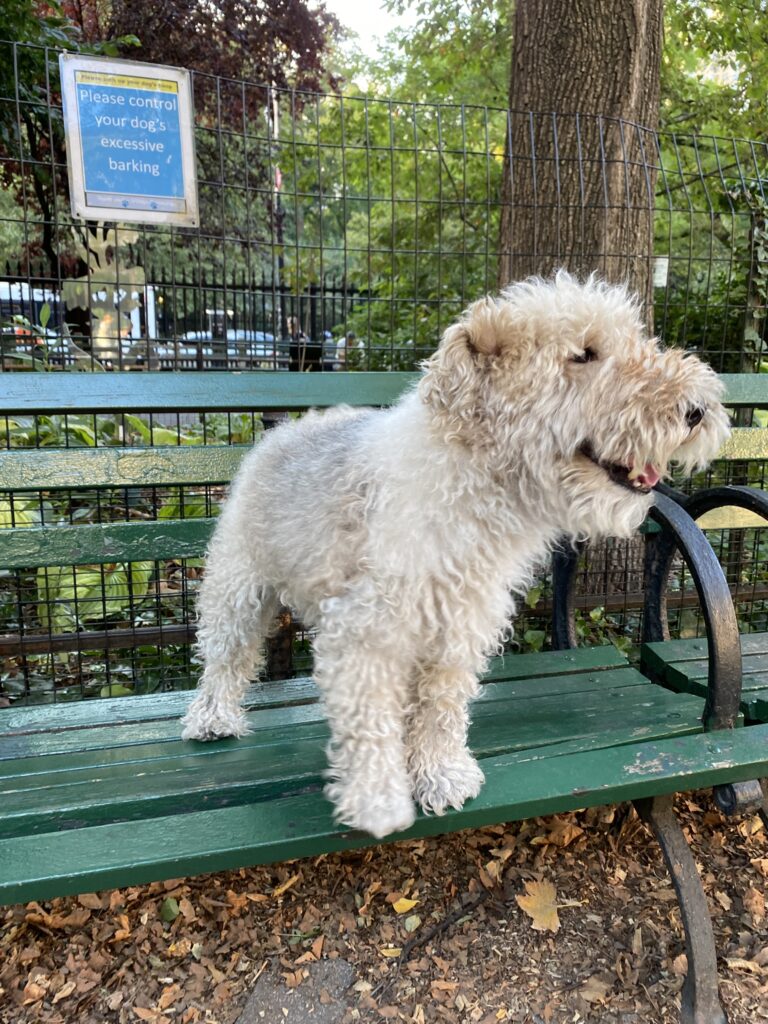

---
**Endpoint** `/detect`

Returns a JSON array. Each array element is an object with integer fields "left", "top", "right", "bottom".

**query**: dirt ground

[{"left": 1, "top": 795, "right": 766, "bottom": 1024}]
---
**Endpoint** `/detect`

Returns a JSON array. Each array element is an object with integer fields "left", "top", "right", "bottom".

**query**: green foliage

[
  {"left": 662, "top": 2, "right": 768, "bottom": 137},
  {"left": 654, "top": 178, "right": 768, "bottom": 372},
  {"left": 574, "top": 608, "right": 634, "bottom": 656},
  {"left": 349, "top": 0, "right": 511, "bottom": 107},
  {"left": 0, "top": 498, "right": 39, "bottom": 529},
  {"left": 37, "top": 562, "right": 153, "bottom": 631}
]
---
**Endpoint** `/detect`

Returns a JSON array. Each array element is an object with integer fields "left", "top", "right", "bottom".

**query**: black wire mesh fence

[{"left": 1, "top": 40, "right": 766, "bottom": 703}]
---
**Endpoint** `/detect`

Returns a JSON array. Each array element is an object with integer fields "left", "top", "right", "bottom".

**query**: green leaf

[
  {"left": 39, "top": 302, "right": 51, "bottom": 329},
  {"left": 160, "top": 897, "right": 180, "bottom": 922},
  {"left": 99, "top": 683, "right": 134, "bottom": 698},
  {"left": 522, "top": 628, "right": 546, "bottom": 653},
  {"left": 124, "top": 415, "right": 152, "bottom": 443}
]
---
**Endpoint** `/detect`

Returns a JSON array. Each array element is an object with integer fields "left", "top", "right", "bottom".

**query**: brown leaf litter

[{"left": 1, "top": 792, "right": 766, "bottom": 1024}]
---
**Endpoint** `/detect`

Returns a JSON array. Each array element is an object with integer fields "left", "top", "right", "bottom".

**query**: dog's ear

[
  {"left": 456, "top": 295, "right": 504, "bottom": 356},
  {"left": 418, "top": 297, "right": 503, "bottom": 443}
]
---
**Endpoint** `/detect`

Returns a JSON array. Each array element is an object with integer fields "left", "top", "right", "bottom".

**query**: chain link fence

[{"left": 1, "top": 40, "right": 766, "bottom": 703}]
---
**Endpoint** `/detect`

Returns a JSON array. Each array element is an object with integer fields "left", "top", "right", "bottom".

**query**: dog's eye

[{"left": 571, "top": 347, "right": 598, "bottom": 364}]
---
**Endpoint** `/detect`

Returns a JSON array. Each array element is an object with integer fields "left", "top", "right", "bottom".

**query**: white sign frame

[{"left": 60, "top": 53, "right": 199, "bottom": 227}]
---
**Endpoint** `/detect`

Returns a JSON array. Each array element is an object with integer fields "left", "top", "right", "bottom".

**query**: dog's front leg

[
  {"left": 313, "top": 616, "right": 416, "bottom": 839},
  {"left": 406, "top": 666, "right": 484, "bottom": 816}
]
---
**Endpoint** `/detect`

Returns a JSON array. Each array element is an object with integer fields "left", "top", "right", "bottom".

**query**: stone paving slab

[{"left": 235, "top": 959, "right": 355, "bottom": 1024}]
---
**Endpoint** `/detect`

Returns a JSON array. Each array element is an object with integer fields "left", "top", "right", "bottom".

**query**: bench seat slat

[
  {"left": 2, "top": 722, "right": 767, "bottom": 906},
  {"left": 642, "top": 634, "right": 768, "bottom": 721},
  {"left": 643, "top": 635, "right": 768, "bottom": 666},
  {"left": 0, "top": 648, "right": 632, "bottom": 740},
  {"left": 0, "top": 671, "right": 698, "bottom": 770}
]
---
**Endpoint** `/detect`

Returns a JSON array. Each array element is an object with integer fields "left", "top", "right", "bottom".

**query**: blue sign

[{"left": 61, "top": 57, "right": 198, "bottom": 226}]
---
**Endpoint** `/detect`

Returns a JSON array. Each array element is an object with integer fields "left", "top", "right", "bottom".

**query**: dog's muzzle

[{"left": 578, "top": 442, "right": 660, "bottom": 494}]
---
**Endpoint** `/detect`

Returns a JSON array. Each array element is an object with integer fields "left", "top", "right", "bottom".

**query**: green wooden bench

[{"left": 1, "top": 371, "right": 767, "bottom": 1024}]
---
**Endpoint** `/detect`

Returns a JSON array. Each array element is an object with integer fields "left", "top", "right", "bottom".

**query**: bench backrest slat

[
  {"left": 3, "top": 519, "right": 212, "bottom": 569},
  {"left": 0, "top": 446, "right": 248, "bottom": 491},
  {"left": 0, "top": 371, "right": 417, "bottom": 414},
  {"left": 0, "top": 371, "right": 762, "bottom": 415},
  {"left": 0, "top": 429, "right": 763, "bottom": 494}
]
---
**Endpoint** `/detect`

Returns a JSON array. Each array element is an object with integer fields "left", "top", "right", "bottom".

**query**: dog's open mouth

[{"left": 578, "top": 442, "right": 661, "bottom": 494}]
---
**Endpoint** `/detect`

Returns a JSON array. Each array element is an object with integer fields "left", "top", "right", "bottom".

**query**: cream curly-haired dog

[{"left": 181, "top": 273, "right": 729, "bottom": 838}]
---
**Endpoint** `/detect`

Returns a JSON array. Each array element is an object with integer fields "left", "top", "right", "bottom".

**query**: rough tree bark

[
  {"left": 500, "top": 1, "right": 665, "bottom": 597},
  {"left": 499, "top": 0, "right": 664, "bottom": 317}
]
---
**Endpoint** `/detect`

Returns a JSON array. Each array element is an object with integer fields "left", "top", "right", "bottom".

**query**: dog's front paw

[
  {"left": 181, "top": 696, "right": 250, "bottom": 742},
  {"left": 326, "top": 777, "right": 416, "bottom": 839},
  {"left": 410, "top": 750, "right": 485, "bottom": 816}
]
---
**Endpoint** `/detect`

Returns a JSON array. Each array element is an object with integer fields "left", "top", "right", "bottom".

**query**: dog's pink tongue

[{"left": 636, "top": 463, "right": 661, "bottom": 489}]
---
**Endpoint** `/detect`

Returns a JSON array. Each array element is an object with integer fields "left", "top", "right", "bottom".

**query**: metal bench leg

[{"left": 635, "top": 795, "right": 728, "bottom": 1024}]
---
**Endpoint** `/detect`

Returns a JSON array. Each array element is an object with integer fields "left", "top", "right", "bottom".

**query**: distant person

[
  {"left": 335, "top": 331, "right": 363, "bottom": 370},
  {"left": 287, "top": 316, "right": 322, "bottom": 372}
]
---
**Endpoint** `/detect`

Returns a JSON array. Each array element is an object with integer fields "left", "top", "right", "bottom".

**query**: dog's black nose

[{"left": 685, "top": 406, "right": 704, "bottom": 429}]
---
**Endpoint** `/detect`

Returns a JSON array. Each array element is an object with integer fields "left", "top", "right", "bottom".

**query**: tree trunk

[
  {"left": 499, "top": 0, "right": 664, "bottom": 317},
  {"left": 500, "top": 1, "right": 665, "bottom": 606}
]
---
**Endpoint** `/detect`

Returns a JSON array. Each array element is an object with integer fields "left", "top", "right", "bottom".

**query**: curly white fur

[{"left": 181, "top": 272, "right": 730, "bottom": 838}]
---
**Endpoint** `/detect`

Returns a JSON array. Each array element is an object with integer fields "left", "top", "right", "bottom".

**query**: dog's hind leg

[
  {"left": 181, "top": 544, "right": 279, "bottom": 742},
  {"left": 406, "top": 666, "right": 485, "bottom": 816}
]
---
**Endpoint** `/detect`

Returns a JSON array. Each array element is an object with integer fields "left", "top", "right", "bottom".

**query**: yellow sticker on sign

[{"left": 75, "top": 70, "right": 179, "bottom": 94}]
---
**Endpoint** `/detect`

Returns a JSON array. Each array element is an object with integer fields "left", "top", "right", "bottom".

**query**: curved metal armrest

[
  {"left": 655, "top": 480, "right": 768, "bottom": 523},
  {"left": 643, "top": 492, "right": 742, "bottom": 732},
  {"left": 678, "top": 484, "right": 768, "bottom": 524}
]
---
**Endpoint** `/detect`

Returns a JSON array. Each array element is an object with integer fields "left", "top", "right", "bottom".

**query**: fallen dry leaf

[
  {"left": 133, "top": 1007, "right": 166, "bottom": 1023},
  {"left": 580, "top": 974, "right": 613, "bottom": 1004},
  {"left": 726, "top": 958, "right": 766, "bottom": 975},
  {"left": 22, "top": 981, "right": 47, "bottom": 1004},
  {"left": 515, "top": 880, "right": 560, "bottom": 933},
  {"left": 379, "top": 947, "right": 403, "bottom": 957},
  {"left": 392, "top": 897, "right": 419, "bottom": 914},
  {"left": 744, "top": 887, "right": 765, "bottom": 924},
  {"left": 51, "top": 980, "right": 77, "bottom": 1005},
  {"left": 671, "top": 953, "right": 688, "bottom": 976},
  {"left": 77, "top": 893, "right": 104, "bottom": 910},
  {"left": 25, "top": 907, "right": 91, "bottom": 930},
  {"left": 531, "top": 821, "right": 584, "bottom": 848},
  {"left": 158, "top": 983, "right": 183, "bottom": 1010},
  {"left": 272, "top": 873, "right": 301, "bottom": 898},
  {"left": 715, "top": 891, "right": 732, "bottom": 912},
  {"left": 227, "top": 890, "right": 248, "bottom": 916}
]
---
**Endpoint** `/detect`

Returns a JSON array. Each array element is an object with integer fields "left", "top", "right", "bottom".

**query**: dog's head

[{"left": 419, "top": 272, "right": 730, "bottom": 537}]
